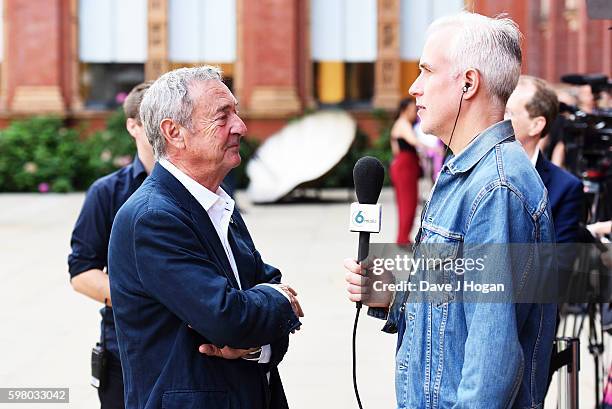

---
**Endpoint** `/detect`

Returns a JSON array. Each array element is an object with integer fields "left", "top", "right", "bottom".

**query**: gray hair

[
  {"left": 428, "top": 12, "right": 522, "bottom": 107},
  {"left": 140, "top": 65, "right": 223, "bottom": 159}
]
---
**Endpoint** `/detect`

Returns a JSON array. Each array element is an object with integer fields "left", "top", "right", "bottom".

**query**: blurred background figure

[
  {"left": 67, "top": 81, "right": 154, "bottom": 409},
  {"left": 389, "top": 98, "right": 423, "bottom": 245},
  {"left": 578, "top": 84, "right": 596, "bottom": 114},
  {"left": 541, "top": 84, "right": 578, "bottom": 167},
  {"left": 506, "top": 75, "right": 584, "bottom": 245}
]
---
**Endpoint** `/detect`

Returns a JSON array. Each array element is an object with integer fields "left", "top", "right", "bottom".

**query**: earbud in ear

[{"left": 462, "top": 84, "right": 471, "bottom": 93}]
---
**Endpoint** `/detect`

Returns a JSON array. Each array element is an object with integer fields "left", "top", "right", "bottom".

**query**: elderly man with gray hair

[
  {"left": 345, "top": 12, "right": 556, "bottom": 408},
  {"left": 108, "top": 66, "right": 303, "bottom": 409}
]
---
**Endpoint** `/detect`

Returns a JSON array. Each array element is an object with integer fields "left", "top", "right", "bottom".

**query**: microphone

[
  {"left": 350, "top": 156, "right": 385, "bottom": 409},
  {"left": 350, "top": 156, "right": 385, "bottom": 308}
]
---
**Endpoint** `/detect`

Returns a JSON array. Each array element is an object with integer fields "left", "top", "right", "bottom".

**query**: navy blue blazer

[
  {"left": 108, "top": 164, "right": 301, "bottom": 409},
  {"left": 535, "top": 151, "right": 583, "bottom": 244}
]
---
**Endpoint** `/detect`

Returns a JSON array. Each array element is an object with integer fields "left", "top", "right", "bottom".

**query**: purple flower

[
  {"left": 115, "top": 92, "right": 128, "bottom": 105},
  {"left": 38, "top": 182, "right": 50, "bottom": 193}
]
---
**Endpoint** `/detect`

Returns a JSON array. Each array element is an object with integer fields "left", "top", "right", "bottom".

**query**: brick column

[
  {"left": 3, "top": 0, "right": 68, "bottom": 113},
  {"left": 524, "top": 0, "right": 544, "bottom": 78},
  {"left": 297, "top": 0, "right": 315, "bottom": 110},
  {"left": 373, "top": 0, "right": 401, "bottom": 110},
  {"left": 67, "top": 0, "right": 82, "bottom": 111},
  {"left": 146, "top": 0, "right": 168, "bottom": 82},
  {"left": 602, "top": 19, "right": 612, "bottom": 76},
  {"left": 236, "top": 0, "right": 301, "bottom": 118}
]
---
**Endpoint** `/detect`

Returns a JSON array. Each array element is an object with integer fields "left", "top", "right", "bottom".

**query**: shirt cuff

[
  {"left": 257, "top": 283, "right": 291, "bottom": 302},
  {"left": 258, "top": 344, "right": 271, "bottom": 364}
]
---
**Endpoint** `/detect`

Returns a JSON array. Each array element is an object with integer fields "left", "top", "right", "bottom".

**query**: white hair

[
  {"left": 140, "top": 65, "right": 223, "bottom": 159},
  {"left": 428, "top": 12, "right": 522, "bottom": 107}
]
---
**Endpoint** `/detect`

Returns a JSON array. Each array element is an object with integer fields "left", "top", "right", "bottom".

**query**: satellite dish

[{"left": 246, "top": 110, "right": 356, "bottom": 203}]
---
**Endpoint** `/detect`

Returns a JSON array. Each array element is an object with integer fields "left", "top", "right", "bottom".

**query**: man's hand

[
  {"left": 344, "top": 258, "right": 392, "bottom": 308},
  {"left": 198, "top": 344, "right": 259, "bottom": 359},
  {"left": 278, "top": 284, "right": 304, "bottom": 319}
]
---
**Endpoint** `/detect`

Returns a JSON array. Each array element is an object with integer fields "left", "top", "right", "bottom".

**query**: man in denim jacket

[{"left": 345, "top": 12, "right": 556, "bottom": 409}]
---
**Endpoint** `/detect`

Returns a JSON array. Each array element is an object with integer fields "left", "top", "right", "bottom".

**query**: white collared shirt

[
  {"left": 530, "top": 149, "right": 539, "bottom": 167},
  {"left": 159, "top": 158, "right": 273, "bottom": 364}
]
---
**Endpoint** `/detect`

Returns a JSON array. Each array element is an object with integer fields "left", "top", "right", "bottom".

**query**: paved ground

[{"left": 0, "top": 187, "right": 609, "bottom": 408}]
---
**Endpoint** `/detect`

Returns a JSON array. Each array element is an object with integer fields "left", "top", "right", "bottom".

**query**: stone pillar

[
  {"left": 297, "top": 0, "right": 315, "bottom": 110},
  {"left": 602, "top": 19, "right": 611, "bottom": 76},
  {"left": 236, "top": 0, "right": 301, "bottom": 118},
  {"left": 3, "top": 0, "right": 68, "bottom": 113},
  {"left": 576, "top": 0, "right": 588, "bottom": 73},
  {"left": 544, "top": 0, "right": 561, "bottom": 83},
  {"left": 67, "top": 0, "right": 82, "bottom": 111},
  {"left": 373, "top": 0, "right": 401, "bottom": 110},
  {"left": 146, "top": 0, "right": 168, "bottom": 81}
]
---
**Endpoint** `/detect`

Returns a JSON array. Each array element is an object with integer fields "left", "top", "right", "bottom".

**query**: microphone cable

[{"left": 353, "top": 302, "right": 364, "bottom": 409}]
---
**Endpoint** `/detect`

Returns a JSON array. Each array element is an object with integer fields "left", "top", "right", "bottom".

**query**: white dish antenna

[{"left": 246, "top": 110, "right": 356, "bottom": 203}]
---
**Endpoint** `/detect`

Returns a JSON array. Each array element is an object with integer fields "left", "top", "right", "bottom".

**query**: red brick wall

[
  {"left": 473, "top": 0, "right": 611, "bottom": 84},
  {"left": 240, "top": 0, "right": 300, "bottom": 108},
  {"left": 5, "top": 0, "right": 63, "bottom": 105}
]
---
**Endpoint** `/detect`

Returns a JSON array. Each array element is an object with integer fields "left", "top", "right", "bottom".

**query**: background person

[
  {"left": 67, "top": 81, "right": 154, "bottom": 409},
  {"left": 389, "top": 98, "right": 423, "bottom": 245},
  {"left": 542, "top": 84, "right": 578, "bottom": 168},
  {"left": 506, "top": 75, "right": 584, "bottom": 245}
]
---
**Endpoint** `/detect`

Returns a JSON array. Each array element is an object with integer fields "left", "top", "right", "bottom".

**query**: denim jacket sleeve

[{"left": 453, "top": 185, "right": 533, "bottom": 408}]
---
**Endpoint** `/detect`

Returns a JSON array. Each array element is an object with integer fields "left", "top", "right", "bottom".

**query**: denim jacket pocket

[{"left": 414, "top": 226, "right": 462, "bottom": 307}]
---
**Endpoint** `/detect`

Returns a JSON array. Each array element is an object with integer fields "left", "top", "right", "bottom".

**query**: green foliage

[
  {"left": 0, "top": 108, "right": 394, "bottom": 192},
  {"left": 0, "top": 117, "right": 86, "bottom": 192},
  {"left": 234, "top": 138, "right": 259, "bottom": 189},
  {"left": 321, "top": 127, "right": 370, "bottom": 188},
  {"left": 321, "top": 108, "right": 394, "bottom": 188},
  {"left": 81, "top": 109, "right": 136, "bottom": 187},
  {"left": 364, "top": 109, "right": 394, "bottom": 185},
  {"left": 0, "top": 109, "right": 135, "bottom": 193}
]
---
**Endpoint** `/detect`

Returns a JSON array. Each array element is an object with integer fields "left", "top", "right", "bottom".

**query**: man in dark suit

[
  {"left": 108, "top": 66, "right": 304, "bottom": 409},
  {"left": 506, "top": 75, "right": 584, "bottom": 244}
]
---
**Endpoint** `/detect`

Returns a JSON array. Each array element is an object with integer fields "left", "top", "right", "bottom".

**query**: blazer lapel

[
  {"left": 189, "top": 206, "right": 241, "bottom": 289},
  {"left": 535, "top": 150, "right": 551, "bottom": 188},
  {"left": 227, "top": 215, "right": 256, "bottom": 289},
  {"left": 152, "top": 164, "right": 240, "bottom": 289}
]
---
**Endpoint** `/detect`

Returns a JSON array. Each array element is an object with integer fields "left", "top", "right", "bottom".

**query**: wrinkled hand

[
  {"left": 278, "top": 284, "right": 304, "bottom": 319},
  {"left": 198, "top": 344, "right": 259, "bottom": 359},
  {"left": 344, "top": 258, "right": 392, "bottom": 308}
]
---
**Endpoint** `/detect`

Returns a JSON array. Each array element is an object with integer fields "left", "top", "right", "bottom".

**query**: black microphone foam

[{"left": 353, "top": 156, "right": 385, "bottom": 205}]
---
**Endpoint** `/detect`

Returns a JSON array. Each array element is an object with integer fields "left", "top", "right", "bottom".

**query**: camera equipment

[
  {"left": 90, "top": 302, "right": 109, "bottom": 389},
  {"left": 586, "top": 0, "right": 612, "bottom": 20},
  {"left": 559, "top": 74, "right": 612, "bottom": 222}
]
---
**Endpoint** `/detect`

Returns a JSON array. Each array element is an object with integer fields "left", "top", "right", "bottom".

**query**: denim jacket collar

[{"left": 444, "top": 119, "right": 515, "bottom": 175}]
